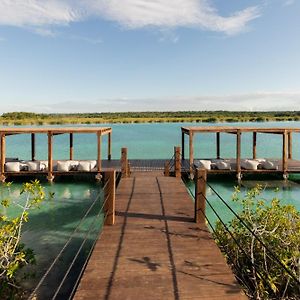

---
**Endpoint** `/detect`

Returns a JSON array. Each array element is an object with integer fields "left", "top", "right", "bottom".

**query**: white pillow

[
  {"left": 195, "top": 160, "right": 211, "bottom": 170},
  {"left": 78, "top": 161, "right": 91, "bottom": 172},
  {"left": 26, "top": 161, "right": 40, "bottom": 171},
  {"left": 5, "top": 162, "right": 20, "bottom": 172},
  {"left": 68, "top": 160, "right": 79, "bottom": 171},
  {"left": 241, "top": 159, "right": 260, "bottom": 170},
  {"left": 39, "top": 160, "right": 48, "bottom": 171},
  {"left": 262, "top": 160, "right": 278, "bottom": 170},
  {"left": 57, "top": 161, "right": 71, "bottom": 172},
  {"left": 215, "top": 160, "right": 231, "bottom": 170}
]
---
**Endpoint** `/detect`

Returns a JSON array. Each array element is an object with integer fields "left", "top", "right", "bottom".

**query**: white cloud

[
  {"left": 0, "top": 0, "right": 260, "bottom": 36},
  {"left": 2, "top": 92, "right": 300, "bottom": 113},
  {"left": 283, "top": 0, "right": 295, "bottom": 6}
]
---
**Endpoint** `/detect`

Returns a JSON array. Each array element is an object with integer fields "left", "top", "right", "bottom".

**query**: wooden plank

[
  {"left": 189, "top": 132, "right": 194, "bottom": 176},
  {"left": 181, "top": 131, "right": 185, "bottom": 160},
  {"left": 174, "top": 146, "right": 181, "bottom": 178},
  {"left": 104, "top": 170, "right": 116, "bottom": 225},
  {"left": 74, "top": 172, "right": 246, "bottom": 300}
]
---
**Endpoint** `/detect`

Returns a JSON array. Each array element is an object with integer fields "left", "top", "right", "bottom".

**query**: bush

[
  {"left": 214, "top": 185, "right": 300, "bottom": 299},
  {"left": 0, "top": 180, "right": 47, "bottom": 299}
]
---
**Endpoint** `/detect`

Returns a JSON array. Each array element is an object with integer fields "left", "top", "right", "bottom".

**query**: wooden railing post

[
  {"left": 174, "top": 146, "right": 181, "bottom": 178},
  {"left": 164, "top": 161, "right": 170, "bottom": 176},
  {"left": 194, "top": 168, "right": 207, "bottom": 224},
  {"left": 121, "top": 147, "right": 129, "bottom": 177},
  {"left": 104, "top": 170, "right": 116, "bottom": 225},
  {"left": 283, "top": 130, "right": 288, "bottom": 177},
  {"left": 47, "top": 132, "right": 54, "bottom": 182}
]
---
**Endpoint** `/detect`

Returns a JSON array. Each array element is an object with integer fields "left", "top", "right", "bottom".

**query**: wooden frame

[
  {"left": 0, "top": 127, "right": 112, "bottom": 182},
  {"left": 181, "top": 126, "right": 300, "bottom": 178}
]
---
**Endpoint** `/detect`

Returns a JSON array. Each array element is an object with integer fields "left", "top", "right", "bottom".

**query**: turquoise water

[{"left": 2, "top": 121, "right": 300, "bottom": 298}]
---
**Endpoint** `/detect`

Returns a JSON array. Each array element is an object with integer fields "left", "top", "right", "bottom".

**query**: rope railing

[
  {"left": 203, "top": 178, "right": 300, "bottom": 286},
  {"left": 28, "top": 170, "right": 118, "bottom": 300}
]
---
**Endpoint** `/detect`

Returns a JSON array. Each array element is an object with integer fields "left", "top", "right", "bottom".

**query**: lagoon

[{"left": 2, "top": 121, "right": 300, "bottom": 297}]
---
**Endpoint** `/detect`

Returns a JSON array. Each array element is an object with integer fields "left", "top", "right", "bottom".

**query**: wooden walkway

[{"left": 74, "top": 171, "right": 246, "bottom": 300}]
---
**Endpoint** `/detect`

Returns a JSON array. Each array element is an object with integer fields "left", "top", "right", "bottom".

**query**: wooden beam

[
  {"left": 104, "top": 170, "right": 116, "bottom": 225},
  {"left": 0, "top": 134, "right": 6, "bottom": 182},
  {"left": 189, "top": 132, "right": 194, "bottom": 176},
  {"left": 236, "top": 130, "right": 241, "bottom": 176},
  {"left": 69, "top": 133, "right": 73, "bottom": 160},
  {"left": 216, "top": 132, "right": 220, "bottom": 159},
  {"left": 283, "top": 131, "right": 288, "bottom": 173},
  {"left": 108, "top": 132, "right": 112, "bottom": 160},
  {"left": 288, "top": 132, "right": 292, "bottom": 159},
  {"left": 253, "top": 132, "right": 257, "bottom": 159},
  {"left": 181, "top": 131, "right": 185, "bottom": 160},
  {"left": 47, "top": 132, "right": 54, "bottom": 182},
  {"left": 97, "top": 132, "right": 102, "bottom": 173},
  {"left": 174, "top": 146, "right": 181, "bottom": 178},
  {"left": 195, "top": 168, "right": 207, "bottom": 223},
  {"left": 31, "top": 133, "right": 36, "bottom": 161}
]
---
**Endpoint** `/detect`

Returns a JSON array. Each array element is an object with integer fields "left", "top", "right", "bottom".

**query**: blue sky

[{"left": 0, "top": 0, "right": 299, "bottom": 113}]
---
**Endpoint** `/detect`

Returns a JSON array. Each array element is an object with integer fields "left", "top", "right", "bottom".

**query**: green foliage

[
  {"left": 1, "top": 111, "right": 300, "bottom": 125},
  {"left": 0, "top": 180, "right": 47, "bottom": 298},
  {"left": 214, "top": 185, "right": 300, "bottom": 299}
]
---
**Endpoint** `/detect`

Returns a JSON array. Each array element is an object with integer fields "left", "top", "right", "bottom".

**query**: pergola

[
  {"left": 181, "top": 126, "right": 299, "bottom": 177},
  {"left": 0, "top": 127, "right": 112, "bottom": 182}
]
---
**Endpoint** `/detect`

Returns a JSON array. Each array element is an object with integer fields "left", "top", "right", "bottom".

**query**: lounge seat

[
  {"left": 241, "top": 159, "right": 260, "bottom": 170},
  {"left": 78, "top": 160, "right": 97, "bottom": 172},
  {"left": 261, "top": 160, "right": 278, "bottom": 170},
  {"left": 194, "top": 160, "right": 211, "bottom": 170},
  {"left": 5, "top": 162, "right": 20, "bottom": 172},
  {"left": 215, "top": 160, "right": 231, "bottom": 170}
]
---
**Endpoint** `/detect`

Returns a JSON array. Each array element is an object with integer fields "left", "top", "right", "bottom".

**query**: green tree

[
  {"left": 214, "top": 185, "right": 300, "bottom": 299},
  {"left": 0, "top": 180, "right": 47, "bottom": 299}
]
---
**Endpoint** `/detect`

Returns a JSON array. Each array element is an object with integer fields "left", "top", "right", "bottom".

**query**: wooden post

[
  {"left": 69, "top": 133, "right": 73, "bottom": 160},
  {"left": 104, "top": 170, "right": 116, "bottom": 225},
  {"left": 108, "top": 132, "right": 112, "bottom": 160},
  {"left": 189, "top": 132, "right": 194, "bottom": 177},
  {"left": 194, "top": 168, "right": 207, "bottom": 224},
  {"left": 253, "top": 132, "right": 257, "bottom": 159},
  {"left": 283, "top": 131, "right": 288, "bottom": 174},
  {"left": 288, "top": 132, "right": 292, "bottom": 159},
  {"left": 47, "top": 132, "right": 54, "bottom": 182},
  {"left": 31, "top": 133, "right": 36, "bottom": 161},
  {"left": 174, "top": 146, "right": 181, "bottom": 177},
  {"left": 121, "top": 147, "right": 129, "bottom": 177},
  {"left": 216, "top": 132, "right": 220, "bottom": 159},
  {"left": 0, "top": 134, "right": 6, "bottom": 182},
  {"left": 164, "top": 161, "right": 170, "bottom": 176},
  {"left": 97, "top": 132, "right": 102, "bottom": 171},
  {"left": 181, "top": 131, "right": 185, "bottom": 160},
  {"left": 236, "top": 130, "right": 242, "bottom": 179}
]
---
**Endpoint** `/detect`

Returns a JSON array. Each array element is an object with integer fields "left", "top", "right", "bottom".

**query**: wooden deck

[{"left": 74, "top": 171, "right": 247, "bottom": 300}]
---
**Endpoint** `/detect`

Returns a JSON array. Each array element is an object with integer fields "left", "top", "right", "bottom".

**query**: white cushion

[
  {"left": 57, "top": 161, "right": 71, "bottom": 172},
  {"left": 195, "top": 160, "right": 211, "bottom": 170},
  {"left": 215, "top": 160, "right": 231, "bottom": 170},
  {"left": 39, "top": 160, "right": 48, "bottom": 171},
  {"left": 5, "top": 162, "right": 20, "bottom": 172},
  {"left": 78, "top": 161, "right": 92, "bottom": 172},
  {"left": 68, "top": 160, "right": 79, "bottom": 171},
  {"left": 262, "top": 160, "right": 278, "bottom": 170},
  {"left": 26, "top": 161, "right": 40, "bottom": 171},
  {"left": 241, "top": 159, "right": 260, "bottom": 170}
]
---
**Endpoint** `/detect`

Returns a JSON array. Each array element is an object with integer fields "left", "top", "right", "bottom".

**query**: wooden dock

[{"left": 73, "top": 171, "right": 247, "bottom": 300}]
